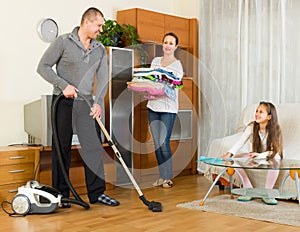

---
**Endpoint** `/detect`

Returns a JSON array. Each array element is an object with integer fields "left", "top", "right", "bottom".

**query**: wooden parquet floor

[{"left": 1, "top": 174, "right": 300, "bottom": 232}]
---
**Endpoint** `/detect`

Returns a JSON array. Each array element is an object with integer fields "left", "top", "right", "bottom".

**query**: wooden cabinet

[
  {"left": 117, "top": 8, "right": 191, "bottom": 48},
  {"left": 136, "top": 9, "right": 165, "bottom": 44},
  {"left": 118, "top": 8, "right": 199, "bottom": 182},
  {"left": 164, "top": 15, "right": 190, "bottom": 48},
  {"left": 0, "top": 147, "right": 39, "bottom": 203}
]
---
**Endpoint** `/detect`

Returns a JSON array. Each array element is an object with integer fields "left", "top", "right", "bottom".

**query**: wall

[{"left": 0, "top": 0, "right": 199, "bottom": 146}]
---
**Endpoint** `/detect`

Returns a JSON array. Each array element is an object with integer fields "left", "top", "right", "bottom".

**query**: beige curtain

[{"left": 198, "top": 0, "right": 300, "bottom": 171}]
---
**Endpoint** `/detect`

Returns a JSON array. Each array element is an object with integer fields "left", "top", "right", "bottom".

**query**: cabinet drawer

[
  {"left": 0, "top": 148, "right": 35, "bottom": 165},
  {"left": 0, "top": 182, "right": 24, "bottom": 203},
  {"left": 0, "top": 163, "right": 34, "bottom": 185}
]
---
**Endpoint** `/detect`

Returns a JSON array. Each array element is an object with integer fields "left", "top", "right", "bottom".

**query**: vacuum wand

[
  {"left": 95, "top": 117, "right": 162, "bottom": 212},
  {"left": 77, "top": 93, "right": 162, "bottom": 212}
]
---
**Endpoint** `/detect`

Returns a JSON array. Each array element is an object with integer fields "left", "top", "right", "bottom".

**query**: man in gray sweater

[{"left": 37, "top": 7, "right": 119, "bottom": 207}]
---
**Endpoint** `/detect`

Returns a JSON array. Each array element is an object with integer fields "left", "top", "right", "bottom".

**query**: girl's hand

[
  {"left": 221, "top": 152, "right": 232, "bottom": 160},
  {"left": 249, "top": 152, "right": 259, "bottom": 159},
  {"left": 249, "top": 152, "right": 269, "bottom": 159}
]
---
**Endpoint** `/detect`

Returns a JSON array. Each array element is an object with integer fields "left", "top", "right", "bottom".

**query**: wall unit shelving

[{"left": 117, "top": 8, "right": 199, "bottom": 182}]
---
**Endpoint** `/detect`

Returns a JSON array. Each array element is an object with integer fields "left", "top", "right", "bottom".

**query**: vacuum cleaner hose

[{"left": 51, "top": 93, "right": 90, "bottom": 209}]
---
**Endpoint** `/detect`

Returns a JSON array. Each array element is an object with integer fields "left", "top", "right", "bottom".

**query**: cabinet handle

[
  {"left": 9, "top": 156, "right": 26, "bottom": 160},
  {"left": 8, "top": 189, "right": 18, "bottom": 193},
  {"left": 9, "top": 170, "right": 25, "bottom": 173}
]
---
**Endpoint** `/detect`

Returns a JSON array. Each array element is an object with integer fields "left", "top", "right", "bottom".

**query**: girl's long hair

[{"left": 252, "top": 102, "right": 283, "bottom": 159}]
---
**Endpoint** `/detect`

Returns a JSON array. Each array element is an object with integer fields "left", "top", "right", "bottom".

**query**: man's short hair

[{"left": 81, "top": 7, "right": 104, "bottom": 25}]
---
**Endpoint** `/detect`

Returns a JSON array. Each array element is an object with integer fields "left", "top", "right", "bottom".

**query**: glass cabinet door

[{"left": 108, "top": 47, "right": 134, "bottom": 185}]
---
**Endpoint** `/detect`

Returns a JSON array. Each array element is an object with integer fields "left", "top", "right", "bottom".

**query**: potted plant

[
  {"left": 97, "top": 19, "right": 149, "bottom": 66},
  {"left": 97, "top": 19, "right": 143, "bottom": 46},
  {"left": 121, "top": 24, "right": 150, "bottom": 66},
  {"left": 121, "top": 23, "right": 139, "bottom": 46},
  {"left": 97, "top": 19, "right": 124, "bottom": 47}
]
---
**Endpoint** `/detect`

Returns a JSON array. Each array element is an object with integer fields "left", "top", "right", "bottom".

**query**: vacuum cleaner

[
  {"left": 9, "top": 178, "right": 89, "bottom": 216},
  {"left": 9, "top": 180, "right": 62, "bottom": 215},
  {"left": 4, "top": 92, "right": 162, "bottom": 216}
]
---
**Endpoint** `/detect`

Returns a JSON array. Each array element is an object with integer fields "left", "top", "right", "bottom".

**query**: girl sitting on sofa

[{"left": 221, "top": 101, "right": 283, "bottom": 205}]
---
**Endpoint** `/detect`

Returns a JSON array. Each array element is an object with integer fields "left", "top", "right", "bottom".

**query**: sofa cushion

[{"left": 276, "top": 104, "right": 300, "bottom": 160}]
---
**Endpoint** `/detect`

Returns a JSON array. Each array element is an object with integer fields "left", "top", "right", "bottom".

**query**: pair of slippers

[
  {"left": 59, "top": 194, "right": 120, "bottom": 207},
  {"left": 98, "top": 193, "right": 120, "bottom": 206},
  {"left": 238, "top": 195, "right": 278, "bottom": 205},
  {"left": 152, "top": 178, "right": 173, "bottom": 188}
]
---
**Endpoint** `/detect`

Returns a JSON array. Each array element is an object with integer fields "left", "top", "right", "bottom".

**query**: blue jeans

[{"left": 148, "top": 109, "right": 176, "bottom": 180}]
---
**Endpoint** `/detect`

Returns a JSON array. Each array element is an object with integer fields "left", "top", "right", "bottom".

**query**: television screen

[{"left": 24, "top": 95, "right": 79, "bottom": 146}]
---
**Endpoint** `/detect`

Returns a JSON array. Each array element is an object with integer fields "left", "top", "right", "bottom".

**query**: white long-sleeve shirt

[
  {"left": 146, "top": 57, "right": 183, "bottom": 113},
  {"left": 228, "top": 124, "right": 281, "bottom": 159},
  {"left": 228, "top": 123, "right": 271, "bottom": 154},
  {"left": 228, "top": 125, "right": 253, "bottom": 155}
]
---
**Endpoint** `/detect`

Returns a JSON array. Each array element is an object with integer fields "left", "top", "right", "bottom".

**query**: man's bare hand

[
  {"left": 63, "top": 85, "right": 78, "bottom": 98},
  {"left": 90, "top": 103, "right": 102, "bottom": 119}
]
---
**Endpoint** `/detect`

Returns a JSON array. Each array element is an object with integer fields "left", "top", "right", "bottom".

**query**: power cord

[{"left": 1, "top": 201, "right": 24, "bottom": 217}]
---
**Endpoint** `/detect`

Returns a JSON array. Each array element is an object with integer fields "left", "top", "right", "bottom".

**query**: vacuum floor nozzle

[{"left": 148, "top": 201, "right": 163, "bottom": 212}]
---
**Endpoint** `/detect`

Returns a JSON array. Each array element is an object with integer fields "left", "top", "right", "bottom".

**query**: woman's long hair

[{"left": 252, "top": 102, "right": 283, "bottom": 159}]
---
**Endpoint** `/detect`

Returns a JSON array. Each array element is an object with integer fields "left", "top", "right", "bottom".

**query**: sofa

[{"left": 203, "top": 103, "right": 300, "bottom": 198}]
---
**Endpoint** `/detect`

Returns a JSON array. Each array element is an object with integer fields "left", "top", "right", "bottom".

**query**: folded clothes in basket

[{"left": 127, "top": 68, "right": 183, "bottom": 100}]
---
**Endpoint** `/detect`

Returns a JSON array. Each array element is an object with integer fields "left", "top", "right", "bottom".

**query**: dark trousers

[{"left": 51, "top": 95, "right": 106, "bottom": 203}]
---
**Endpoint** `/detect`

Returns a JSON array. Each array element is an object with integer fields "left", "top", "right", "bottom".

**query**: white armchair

[{"left": 203, "top": 103, "right": 300, "bottom": 197}]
